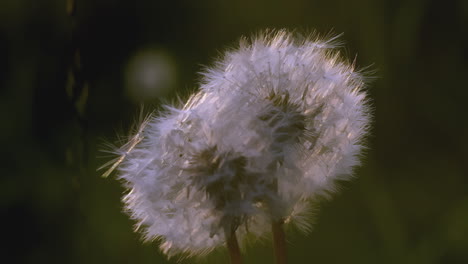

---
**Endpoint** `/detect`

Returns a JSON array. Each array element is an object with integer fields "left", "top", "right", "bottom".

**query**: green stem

[
  {"left": 272, "top": 220, "right": 287, "bottom": 264},
  {"left": 226, "top": 230, "right": 243, "bottom": 264}
]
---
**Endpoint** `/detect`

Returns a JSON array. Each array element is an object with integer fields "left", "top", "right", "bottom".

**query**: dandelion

[
  {"left": 200, "top": 30, "right": 371, "bottom": 262},
  {"left": 105, "top": 29, "right": 370, "bottom": 264},
  {"left": 109, "top": 91, "right": 275, "bottom": 260}
]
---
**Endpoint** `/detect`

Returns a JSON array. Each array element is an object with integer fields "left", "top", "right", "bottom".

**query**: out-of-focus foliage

[{"left": 1, "top": 0, "right": 467, "bottom": 263}]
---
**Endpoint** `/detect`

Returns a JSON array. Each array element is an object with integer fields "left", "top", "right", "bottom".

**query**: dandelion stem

[
  {"left": 272, "top": 220, "right": 287, "bottom": 264},
  {"left": 226, "top": 230, "right": 243, "bottom": 264}
]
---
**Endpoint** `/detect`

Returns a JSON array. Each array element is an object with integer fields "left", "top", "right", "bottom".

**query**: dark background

[{"left": 2, "top": 0, "right": 467, "bottom": 263}]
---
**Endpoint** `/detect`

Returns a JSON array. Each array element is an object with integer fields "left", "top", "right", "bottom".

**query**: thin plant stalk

[
  {"left": 272, "top": 220, "right": 287, "bottom": 264},
  {"left": 226, "top": 229, "right": 243, "bottom": 264}
]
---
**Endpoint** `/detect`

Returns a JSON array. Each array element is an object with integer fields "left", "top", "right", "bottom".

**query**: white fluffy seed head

[
  {"left": 108, "top": 29, "right": 371, "bottom": 258},
  {"left": 200, "top": 29, "right": 370, "bottom": 222}
]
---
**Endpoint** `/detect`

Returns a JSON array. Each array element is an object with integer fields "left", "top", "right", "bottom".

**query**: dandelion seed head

[
  {"left": 201, "top": 29, "right": 371, "bottom": 224},
  {"left": 108, "top": 29, "right": 371, "bottom": 257},
  {"left": 114, "top": 91, "right": 277, "bottom": 256}
]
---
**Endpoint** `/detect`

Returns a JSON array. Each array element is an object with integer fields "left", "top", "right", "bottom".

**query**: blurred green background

[{"left": 1, "top": 0, "right": 467, "bottom": 263}]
